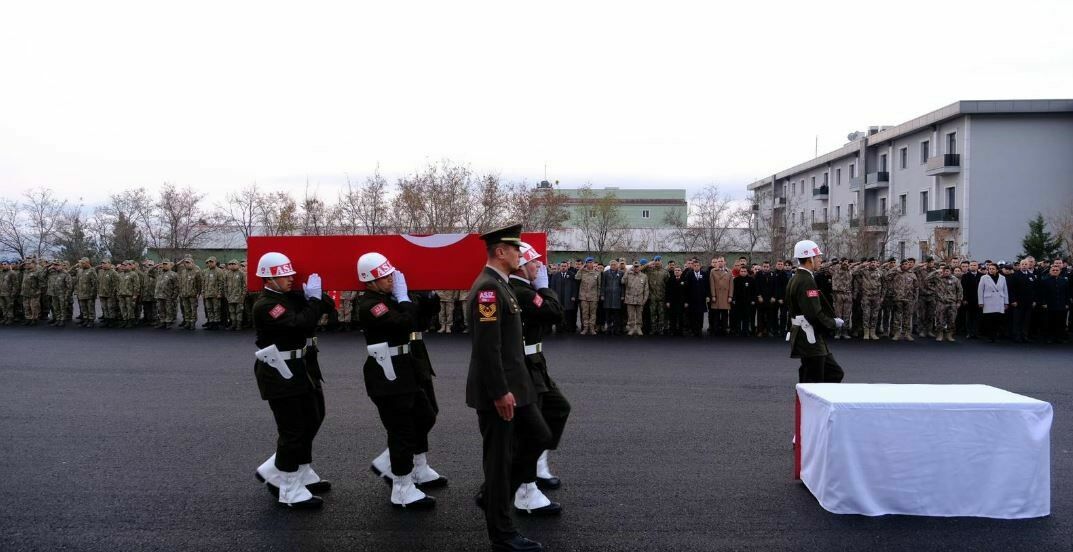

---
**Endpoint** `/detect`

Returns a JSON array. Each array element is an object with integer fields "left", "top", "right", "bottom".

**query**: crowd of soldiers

[
  {"left": 0, "top": 255, "right": 252, "bottom": 330},
  {"left": 5, "top": 252, "right": 1070, "bottom": 344}
]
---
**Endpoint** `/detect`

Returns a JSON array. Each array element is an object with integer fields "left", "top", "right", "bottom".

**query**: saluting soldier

[
  {"left": 200, "top": 256, "right": 225, "bottom": 330},
  {"left": 251, "top": 252, "right": 334, "bottom": 509},
  {"left": 786, "top": 240, "right": 844, "bottom": 383},
  {"left": 509, "top": 242, "right": 569, "bottom": 513},
  {"left": 223, "top": 260, "right": 246, "bottom": 331},
  {"left": 468, "top": 223, "right": 552, "bottom": 552},
  {"left": 97, "top": 259, "right": 120, "bottom": 328},
  {"left": 47, "top": 261, "right": 72, "bottom": 327},
  {"left": 154, "top": 260, "right": 180, "bottom": 329},
  {"left": 21, "top": 260, "right": 42, "bottom": 326},
  {"left": 116, "top": 261, "right": 139, "bottom": 328},
  {"left": 140, "top": 260, "right": 157, "bottom": 326},
  {"left": 356, "top": 252, "right": 445, "bottom": 509},
  {"left": 177, "top": 255, "right": 201, "bottom": 330},
  {"left": 74, "top": 258, "right": 98, "bottom": 327},
  {"left": 574, "top": 257, "right": 601, "bottom": 335},
  {"left": 0, "top": 261, "right": 17, "bottom": 325}
]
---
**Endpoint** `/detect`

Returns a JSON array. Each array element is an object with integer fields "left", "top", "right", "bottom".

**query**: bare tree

[
  {"left": 338, "top": 169, "right": 391, "bottom": 235},
  {"left": 689, "top": 184, "right": 737, "bottom": 257},
  {"left": 155, "top": 182, "right": 215, "bottom": 259},
  {"left": 257, "top": 191, "right": 299, "bottom": 236},
  {"left": 299, "top": 182, "right": 333, "bottom": 235},
  {"left": 21, "top": 188, "right": 68, "bottom": 258},
  {"left": 390, "top": 160, "right": 472, "bottom": 233},
  {"left": 662, "top": 206, "right": 700, "bottom": 254},
  {"left": 1046, "top": 199, "right": 1073, "bottom": 259},
  {"left": 505, "top": 180, "right": 571, "bottom": 243},
  {"left": 572, "top": 184, "right": 626, "bottom": 261},
  {"left": 0, "top": 198, "right": 30, "bottom": 258},
  {"left": 219, "top": 182, "right": 261, "bottom": 240},
  {"left": 461, "top": 173, "right": 507, "bottom": 233}
]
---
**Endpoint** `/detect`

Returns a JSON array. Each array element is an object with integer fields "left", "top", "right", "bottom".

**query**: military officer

[
  {"left": 786, "top": 240, "right": 844, "bottom": 383},
  {"left": 250, "top": 251, "right": 334, "bottom": 509},
  {"left": 0, "top": 260, "right": 17, "bottom": 325},
  {"left": 117, "top": 261, "right": 139, "bottom": 328},
  {"left": 154, "top": 260, "right": 180, "bottom": 329},
  {"left": 140, "top": 260, "right": 157, "bottom": 326},
  {"left": 201, "top": 256, "right": 225, "bottom": 330},
  {"left": 177, "top": 255, "right": 201, "bottom": 330},
  {"left": 468, "top": 223, "right": 552, "bottom": 552},
  {"left": 96, "top": 259, "right": 119, "bottom": 328},
  {"left": 47, "top": 261, "right": 72, "bottom": 327},
  {"left": 622, "top": 260, "right": 650, "bottom": 336},
  {"left": 574, "top": 257, "right": 601, "bottom": 335},
  {"left": 356, "top": 252, "right": 445, "bottom": 509},
  {"left": 223, "top": 260, "right": 246, "bottom": 330},
  {"left": 643, "top": 256, "right": 669, "bottom": 335},
  {"left": 929, "top": 265, "right": 963, "bottom": 342},
  {"left": 20, "top": 259, "right": 42, "bottom": 326},
  {"left": 73, "top": 258, "right": 98, "bottom": 327},
  {"left": 509, "top": 242, "right": 569, "bottom": 512}
]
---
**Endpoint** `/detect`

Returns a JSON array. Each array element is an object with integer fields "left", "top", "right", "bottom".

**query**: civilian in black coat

[
  {"left": 665, "top": 267, "right": 688, "bottom": 335},
  {"left": 960, "top": 261, "right": 983, "bottom": 338},
  {"left": 683, "top": 259, "right": 709, "bottom": 337},
  {"left": 1009, "top": 262, "right": 1038, "bottom": 342},
  {"left": 731, "top": 268, "right": 756, "bottom": 337},
  {"left": 1037, "top": 265, "right": 1071, "bottom": 343}
]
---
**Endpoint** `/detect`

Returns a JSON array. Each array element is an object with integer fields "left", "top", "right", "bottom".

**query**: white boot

[
  {"left": 535, "top": 450, "right": 561, "bottom": 489},
  {"left": 278, "top": 469, "right": 320, "bottom": 508},
  {"left": 390, "top": 471, "right": 435, "bottom": 509},
  {"left": 514, "top": 481, "right": 561, "bottom": 515},
  {"left": 370, "top": 448, "right": 394, "bottom": 481},
  {"left": 256, "top": 453, "right": 284, "bottom": 487},
  {"left": 412, "top": 453, "right": 447, "bottom": 488},
  {"left": 298, "top": 463, "right": 331, "bottom": 493}
]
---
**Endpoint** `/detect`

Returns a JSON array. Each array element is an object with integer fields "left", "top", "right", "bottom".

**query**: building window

[
  {"left": 835, "top": 205, "right": 840, "bottom": 220},
  {"left": 919, "top": 241, "right": 929, "bottom": 258},
  {"left": 921, "top": 140, "right": 930, "bottom": 163},
  {"left": 946, "top": 132, "right": 957, "bottom": 154},
  {"left": 836, "top": 168, "right": 841, "bottom": 186},
  {"left": 848, "top": 203, "right": 855, "bottom": 220},
  {"left": 880, "top": 197, "right": 887, "bottom": 214},
  {"left": 899, "top": 194, "right": 907, "bottom": 215},
  {"left": 945, "top": 187, "right": 955, "bottom": 209},
  {"left": 898, "top": 241, "right": 906, "bottom": 259},
  {"left": 810, "top": 210, "right": 815, "bottom": 224},
  {"left": 850, "top": 163, "right": 856, "bottom": 177},
  {"left": 920, "top": 191, "right": 929, "bottom": 214},
  {"left": 641, "top": 209, "right": 650, "bottom": 219},
  {"left": 880, "top": 153, "right": 888, "bottom": 172},
  {"left": 823, "top": 172, "right": 829, "bottom": 186},
  {"left": 822, "top": 207, "right": 828, "bottom": 222},
  {"left": 900, "top": 147, "right": 908, "bottom": 169},
  {"left": 811, "top": 176, "right": 816, "bottom": 190},
  {"left": 800, "top": 180, "right": 805, "bottom": 193}
]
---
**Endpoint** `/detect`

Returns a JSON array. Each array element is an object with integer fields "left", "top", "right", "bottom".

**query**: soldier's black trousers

[
  {"left": 372, "top": 387, "right": 437, "bottom": 476},
  {"left": 538, "top": 386, "right": 571, "bottom": 451},
  {"left": 477, "top": 405, "right": 552, "bottom": 542},
  {"left": 268, "top": 389, "right": 325, "bottom": 472},
  {"left": 798, "top": 354, "right": 844, "bottom": 384}
]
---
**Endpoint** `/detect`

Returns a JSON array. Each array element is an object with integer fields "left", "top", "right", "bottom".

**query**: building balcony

[
  {"left": 750, "top": 203, "right": 760, "bottom": 211},
  {"left": 811, "top": 222, "right": 829, "bottom": 231},
  {"left": 865, "top": 171, "right": 889, "bottom": 188},
  {"left": 774, "top": 197, "right": 786, "bottom": 208},
  {"left": 849, "top": 176, "right": 863, "bottom": 190},
  {"left": 926, "top": 209, "right": 960, "bottom": 225},
  {"left": 812, "top": 185, "right": 829, "bottom": 199},
  {"left": 848, "top": 215, "right": 889, "bottom": 229},
  {"left": 925, "top": 154, "right": 961, "bottom": 176}
]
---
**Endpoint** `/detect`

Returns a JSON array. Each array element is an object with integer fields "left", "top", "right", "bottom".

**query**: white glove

[
  {"left": 392, "top": 271, "right": 410, "bottom": 303},
  {"left": 532, "top": 264, "right": 549, "bottom": 290},
  {"left": 834, "top": 317, "right": 845, "bottom": 329},
  {"left": 302, "top": 273, "right": 322, "bottom": 301}
]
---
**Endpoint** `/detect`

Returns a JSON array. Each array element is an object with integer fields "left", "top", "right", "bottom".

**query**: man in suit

[
  {"left": 684, "top": 258, "right": 709, "bottom": 337},
  {"left": 467, "top": 223, "right": 552, "bottom": 552},
  {"left": 960, "top": 261, "right": 983, "bottom": 338},
  {"left": 786, "top": 240, "right": 844, "bottom": 383},
  {"left": 1010, "top": 259, "right": 1038, "bottom": 343}
]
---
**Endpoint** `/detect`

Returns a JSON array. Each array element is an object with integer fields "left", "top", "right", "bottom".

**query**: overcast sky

[{"left": 2, "top": 0, "right": 1071, "bottom": 207}]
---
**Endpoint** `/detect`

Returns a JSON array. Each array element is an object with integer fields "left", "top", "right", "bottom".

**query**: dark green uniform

[
  {"left": 786, "top": 267, "right": 844, "bottom": 383},
  {"left": 253, "top": 288, "right": 333, "bottom": 472},
  {"left": 356, "top": 290, "right": 438, "bottom": 477},
  {"left": 468, "top": 266, "right": 551, "bottom": 544},
  {"left": 509, "top": 275, "right": 571, "bottom": 452}
]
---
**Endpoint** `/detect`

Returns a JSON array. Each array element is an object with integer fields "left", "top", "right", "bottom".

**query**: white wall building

[{"left": 748, "top": 100, "right": 1073, "bottom": 261}]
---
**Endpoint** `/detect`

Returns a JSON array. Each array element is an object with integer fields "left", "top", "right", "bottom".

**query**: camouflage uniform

[
  {"left": 154, "top": 263, "right": 180, "bottom": 327},
  {"left": 829, "top": 264, "right": 853, "bottom": 337},
  {"left": 913, "top": 264, "right": 936, "bottom": 337},
  {"left": 20, "top": 262, "right": 43, "bottom": 324},
  {"left": 47, "top": 264, "right": 72, "bottom": 324},
  {"left": 643, "top": 264, "right": 669, "bottom": 334},
  {"left": 929, "top": 272, "right": 963, "bottom": 341},
  {"left": 458, "top": 290, "right": 470, "bottom": 332},
  {"left": 338, "top": 290, "right": 357, "bottom": 330},
  {"left": 140, "top": 264, "right": 157, "bottom": 324},
  {"left": 436, "top": 289, "right": 459, "bottom": 332},
  {"left": 75, "top": 262, "right": 98, "bottom": 326},
  {"left": 222, "top": 261, "right": 245, "bottom": 330},
  {"left": 575, "top": 267, "right": 601, "bottom": 335},
  {"left": 890, "top": 267, "right": 918, "bottom": 340},
  {"left": 1, "top": 263, "right": 19, "bottom": 324},
  {"left": 201, "top": 258, "right": 225, "bottom": 327},
  {"left": 177, "top": 258, "right": 201, "bottom": 329},
  {"left": 622, "top": 269, "right": 649, "bottom": 336},
  {"left": 97, "top": 263, "right": 120, "bottom": 326},
  {"left": 878, "top": 264, "right": 898, "bottom": 336},
  {"left": 117, "top": 263, "right": 140, "bottom": 326},
  {"left": 853, "top": 263, "right": 884, "bottom": 339}
]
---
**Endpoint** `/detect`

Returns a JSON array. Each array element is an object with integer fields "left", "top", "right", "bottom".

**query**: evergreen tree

[
  {"left": 105, "top": 212, "right": 148, "bottom": 262},
  {"left": 55, "top": 214, "right": 100, "bottom": 263},
  {"left": 1021, "top": 213, "right": 1064, "bottom": 260}
]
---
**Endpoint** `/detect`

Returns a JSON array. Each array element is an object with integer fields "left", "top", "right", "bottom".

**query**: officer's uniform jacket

[
  {"left": 253, "top": 288, "right": 332, "bottom": 400},
  {"left": 785, "top": 267, "right": 838, "bottom": 358},
  {"left": 356, "top": 289, "right": 433, "bottom": 398},
  {"left": 0, "top": 268, "right": 16, "bottom": 298},
  {"left": 202, "top": 266, "right": 224, "bottom": 299},
  {"left": 140, "top": 268, "right": 156, "bottom": 300},
  {"left": 622, "top": 270, "right": 649, "bottom": 305},
  {"left": 575, "top": 268, "right": 601, "bottom": 302},
  {"left": 154, "top": 269, "right": 179, "bottom": 300},
  {"left": 223, "top": 270, "right": 246, "bottom": 303},
  {"left": 466, "top": 266, "right": 534, "bottom": 410},
  {"left": 96, "top": 268, "right": 118, "bottom": 298},
  {"left": 117, "top": 270, "right": 139, "bottom": 297},
  {"left": 21, "top": 268, "right": 42, "bottom": 298},
  {"left": 178, "top": 266, "right": 202, "bottom": 298},
  {"left": 643, "top": 266, "right": 669, "bottom": 301},
  {"left": 509, "top": 276, "right": 562, "bottom": 395}
]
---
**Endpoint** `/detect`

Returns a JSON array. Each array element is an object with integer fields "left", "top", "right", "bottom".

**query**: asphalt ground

[{"left": 0, "top": 325, "right": 1069, "bottom": 552}]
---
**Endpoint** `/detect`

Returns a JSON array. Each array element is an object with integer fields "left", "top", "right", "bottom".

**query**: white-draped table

[{"left": 794, "top": 383, "right": 1052, "bottom": 518}]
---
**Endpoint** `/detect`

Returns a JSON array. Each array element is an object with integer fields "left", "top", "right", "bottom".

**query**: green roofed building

[{"left": 559, "top": 187, "right": 687, "bottom": 229}]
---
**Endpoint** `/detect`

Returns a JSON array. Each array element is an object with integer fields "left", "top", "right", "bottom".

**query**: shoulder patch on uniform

[
  {"left": 478, "top": 290, "right": 496, "bottom": 304},
  {"left": 269, "top": 304, "right": 287, "bottom": 319},
  {"left": 532, "top": 294, "right": 544, "bottom": 307},
  {"left": 806, "top": 289, "right": 820, "bottom": 298},
  {"left": 478, "top": 302, "right": 497, "bottom": 322},
  {"left": 371, "top": 303, "right": 389, "bottom": 318}
]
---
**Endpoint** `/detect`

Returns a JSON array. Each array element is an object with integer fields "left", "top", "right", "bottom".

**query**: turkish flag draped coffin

[{"left": 246, "top": 233, "right": 547, "bottom": 292}]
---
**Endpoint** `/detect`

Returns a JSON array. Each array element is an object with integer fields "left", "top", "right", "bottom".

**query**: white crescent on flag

[{"left": 400, "top": 233, "right": 470, "bottom": 248}]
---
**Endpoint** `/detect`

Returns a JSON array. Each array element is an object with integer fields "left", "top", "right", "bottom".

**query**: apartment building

[{"left": 748, "top": 100, "right": 1073, "bottom": 261}]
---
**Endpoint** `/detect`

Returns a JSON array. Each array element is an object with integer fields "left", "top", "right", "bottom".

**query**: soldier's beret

[
  {"left": 639, "top": 258, "right": 648, "bottom": 265},
  {"left": 584, "top": 257, "right": 594, "bottom": 263},
  {"left": 653, "top": 255, "right": 662, "bottom": 261}
]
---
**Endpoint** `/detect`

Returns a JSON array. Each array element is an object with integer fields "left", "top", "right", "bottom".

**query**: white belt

[
  {"left": 389, "top": 344, "right": 410, "bottom": 356},
  {"left": 281, "top": 347, "right": 304, "bottom": 359},
  {"left": 306, "top": 337, "right": 318, "bottom": 348},
  {"left": 788, "top": 315, "right": 816, "bottom": 344},
  {"left": 524, "top": 342, "right": 543, "bottom": 356},
  {"left": 409, "top": 332, "right": 423, "bottom": 341}
]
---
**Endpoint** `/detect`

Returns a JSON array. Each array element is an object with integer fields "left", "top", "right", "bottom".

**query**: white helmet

[
  {"left": 793, "top": 240, "right": 823, "bottom": 259},
  {"left": 357, "top": 252, "right": 395, "bottom": 283},
  {"left": 256, "top": 252, "right": 296, "bottom": 278},
  {"left": 518, "top": 241, "right": 542, "bottom": 266}
]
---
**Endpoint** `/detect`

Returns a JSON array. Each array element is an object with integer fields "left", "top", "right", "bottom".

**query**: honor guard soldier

[
  {"left": 356, "top": 252, "right": 444, "bottom": 509},
  {"left": 250, "top": 252, "right": 335, "bottom": 509},
  {"left": 508, "top": 242, "right": 569, "bottom": 512},
  {"left": 468, "top": 223, "right": 553, "bottom": 552},
  {"left": 786, "top": 240, "right": 845, "bottom": 383}
]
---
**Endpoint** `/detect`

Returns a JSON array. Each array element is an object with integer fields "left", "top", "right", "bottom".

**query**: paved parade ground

[{"left": 0, "top": 328, "right": 1069, "bottom": 551}]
